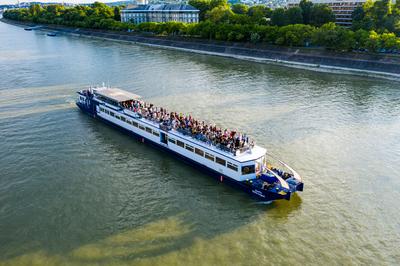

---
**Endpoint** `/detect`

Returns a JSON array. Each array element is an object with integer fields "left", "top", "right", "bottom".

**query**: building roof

[
  {"left": 94, "top": 87, "right": 141, "bottom": 103},
  {"left": 123, "top": 4, "right": 199, "bottom": 12}
]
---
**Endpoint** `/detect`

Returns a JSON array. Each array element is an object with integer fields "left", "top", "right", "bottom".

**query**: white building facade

[
  {"left": 121, "top": 4, "right": 200, "bottom": 24},
  {"left": 287, "top": 0, "right": 366, "bottom": 27}
]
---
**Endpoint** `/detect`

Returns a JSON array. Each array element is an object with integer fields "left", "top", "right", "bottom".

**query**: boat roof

[{"left": 94, "top": 87, "right": 141, "bottom": 103}]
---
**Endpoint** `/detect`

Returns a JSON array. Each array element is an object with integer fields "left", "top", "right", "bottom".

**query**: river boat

[
  {"left": 46, "top": 32, "right": 56, "bottom": 37},
  {"left": 76, "top": 86, "right": 304, "bottom": 202}
]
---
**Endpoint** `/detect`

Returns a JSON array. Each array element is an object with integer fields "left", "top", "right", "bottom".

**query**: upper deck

[
  {"left": 138, "top": 115, "right": 267, "bottom": 163},
  {"left": 86, "top": 86, "right": 266, "bottom": 163}
]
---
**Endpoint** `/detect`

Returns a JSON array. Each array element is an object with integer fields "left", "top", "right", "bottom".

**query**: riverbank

[{"left": 3, "top": 18, "right": 400, "bottom": 79}]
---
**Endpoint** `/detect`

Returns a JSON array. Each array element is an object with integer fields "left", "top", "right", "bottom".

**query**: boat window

[
  {"left": 115, "top": 115, "right": 120, "bottom": 120},
  {"left": 168, "top": 138, "right": 176, "bottom": 144},
  {"left": 132, "top": 121, "right": 138, "bottom": 127},
  {"left": 242, "top": 165, "right": 255, "bottom": 175},
  {"left": 176, "top": 140, "right": 184, "bottom": 148},
  {"left": 110, "top": 112, "right": 115, "bottom": 117},
  {"left": 146, "top": 127, "right": 152, "bottom": 133},
  {"left": 153, "top": 131, "right": 160, "bottom": 137},
  {"left": 185, "top": 144, "right": 194, "bottom": 152},
  {"left": 139, "top": 124, "right": 145, "bottom": 130},
  {"left": 105, "top": 110, "right": 110, "bottom": 115},
  {"left": 216, "top": 157, "right": 226, "bottom": 166},
  {"left": 227, "top": 162, "right": 238, "bottom": 172},
  {"left": 205, "top": 152, "right": 214, "bottom": 161},
  {"left": 195, "top": 148, "right": 204, "bottom": 156},
  {"left": 121, "top": 116, "right": 126, "bottom": 122},
  {"left": 127, "top": 120, "right": 132, "bottom": 125}
]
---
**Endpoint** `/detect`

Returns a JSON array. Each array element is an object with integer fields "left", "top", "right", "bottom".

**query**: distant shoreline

[{"left": 2, "top": 18, "right": 400, "bottom": 80}]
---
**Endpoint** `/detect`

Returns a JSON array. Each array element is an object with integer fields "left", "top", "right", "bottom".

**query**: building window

[
  {"left": 195, "top": 148, "right": 204, "bottom": 156},
  {"left": 205, "top": 152, "right": 214, "bottom": 161},
  {"left": 242, "top": 165, "right": 255, "bottom": 175},
  {"left": 176, "top": 140, "right": 184, "bottom": 148},
  {"left": 227, "top": 162, "right": 238, "bottom": 172},
  {"left": 215, "top": 157, "right": 226, "bottom": 166}
]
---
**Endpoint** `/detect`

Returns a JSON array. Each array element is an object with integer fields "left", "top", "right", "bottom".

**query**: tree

[
  {"left": 29, "top": 4, "right": 42, "bottom": 17},
  {"left": 365, "top": 30, "right": 380, "bottom": 52},
  {"left": 380, "top": 32, "right": 399, "bottom": 49},
  {"left": 351, "top": 0, "right": 400, "bottom": 36},
  {"left": 188, "top": 0, "right": 211, "bottom": 21},
  {"left": 210, "top": 0, "right": 228, "bottom": 9},
  {"left": 114, "top": 6, "right": 121, "bottom": 21},
  {"left": 205, "top": 6, "right": 233, "bottom": 23},
  {"left": 231, "top": 3, "right": 248, "bottom": 15},
  {"left": 312, "top": 22, "right": 355, "bottom": 51},
  {"left": 299, "top": 0, "right": 313, "bottom": 24},
  {"left": 287, "top": 7, "right": 303, "bottom": 25},
  {"left": 271, "top": 8, "right": 289, "bottom": 26},
  {"left": 310, "top": 4, "right": 335, "bottom": 27}
]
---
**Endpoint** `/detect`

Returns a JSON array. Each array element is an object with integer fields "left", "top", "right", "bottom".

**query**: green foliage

[
  {"left": 270, "top": 3, "right": 334, "bottom": 27},
  {"left": 188, "top": 0, "right": 212, "bottom": 21},
  {"left": 309, "top": 4, "right": 335, "bottom": 27},
  {"left": 3, "top": 2, "right": 128, "bottom": 30},
  {"left": 247, "top": 5, "right": 271, "bottom": 24},
  {"left": 205, "top": 5, "right": 233, "bottom": 23},
  {"left": 352, "top": 0, "right": 400, "bottom": 36},
  {"left": 271, "top": 8, "right": 289, "bottom": 26},
  {"left": 287, "top": 7, "right": 303, "bottom": 25},
  {"left": 276, "top": 24, "right": 315, "bottom": 46},
  {"left": 231, "top": 3, "right": 248, "bottom": 15},
  {"left": 299, "top": 0, "right": 313, "bottom": 24}
]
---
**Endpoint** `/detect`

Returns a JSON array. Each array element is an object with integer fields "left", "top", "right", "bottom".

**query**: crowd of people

[{"left": 121, "top": 99, "right": 254, "bottom": 155}]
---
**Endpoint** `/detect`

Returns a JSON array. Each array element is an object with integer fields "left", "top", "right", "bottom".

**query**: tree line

[
  {"left": 352, "top": 0, "right": 400, "bottom": 36},
  {"left": 189, "top": 0, "right": 335, "bottom": 27},
  {"left": 3, "top": 1, "right": 400, "bottom": 53}
]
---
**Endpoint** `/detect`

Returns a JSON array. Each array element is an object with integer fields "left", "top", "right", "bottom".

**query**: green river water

[{"left": 0, "top": 21, "right": 399, "bottom": 265}]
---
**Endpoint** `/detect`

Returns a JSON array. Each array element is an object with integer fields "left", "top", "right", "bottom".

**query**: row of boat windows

[
  {"left": 167, "top": 136, "right": 245, "bottom": 173},
  {"left": 100, "top": 107, "right": 255, "bottom": 175},
  {"left": 100, "top": 107, "right": 160, "bottom": 137}
]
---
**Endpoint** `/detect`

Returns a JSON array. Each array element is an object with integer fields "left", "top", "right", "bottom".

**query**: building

[
  {"left": 287, "top": 0, "right": 366, "bottom": 27},
  {"left": 121, "top": 4, "right": 200, "bottom": 24}
]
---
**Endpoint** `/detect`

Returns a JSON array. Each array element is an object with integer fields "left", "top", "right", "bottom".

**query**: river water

[{"left": 0, "top": 21, "right": 399, "bottom": 265}]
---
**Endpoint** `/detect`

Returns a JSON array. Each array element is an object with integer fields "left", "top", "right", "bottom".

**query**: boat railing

[
  {"left": 159, "top": 122, "right": 172, "bottom": 131},
  {"left": 123, "top": 109, "right": 141, "bottom": 119}
]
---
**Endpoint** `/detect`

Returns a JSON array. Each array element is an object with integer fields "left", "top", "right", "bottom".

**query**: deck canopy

[{"left": 94, "top": 88, "right": 141, "bottom": 103}]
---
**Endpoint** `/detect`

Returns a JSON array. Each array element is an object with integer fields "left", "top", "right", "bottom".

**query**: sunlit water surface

[{"left": 0, "top": 21, "right": 399, "bottom": 265}]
